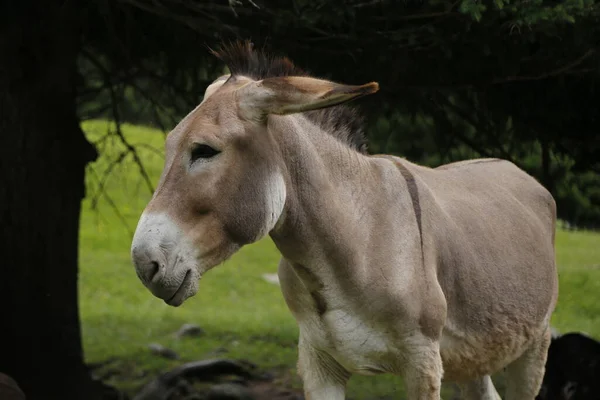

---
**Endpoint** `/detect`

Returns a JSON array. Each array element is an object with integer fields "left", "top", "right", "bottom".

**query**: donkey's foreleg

[
  {"left": 297, "top": 341, "right": 349, "bottom": 400},
  {"left": 403, "top": 334, "right": 444, "bottom": 400}
]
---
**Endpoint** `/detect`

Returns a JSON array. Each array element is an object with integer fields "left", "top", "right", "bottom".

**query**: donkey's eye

[{"left": 190, "top": 144, "right": 220, "bottom": 163}]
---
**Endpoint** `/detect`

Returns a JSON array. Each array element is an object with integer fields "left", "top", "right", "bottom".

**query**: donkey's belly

[
  {"left": 305, "top": 310, "right": 539, "bottom": 381},
  {"left": 303, "top": 308, "right": 403, "bottom": 376},
  {"left": 439, "top": 319, "right": 539, "bottom": 382}
]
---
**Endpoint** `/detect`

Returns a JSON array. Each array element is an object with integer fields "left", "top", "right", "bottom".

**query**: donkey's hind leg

[
  {"left": 503, "top": 326, "right": 552, "bottom": 400},
  {"left": 457, "top": 376, "right": 501, "bottom": 400}
]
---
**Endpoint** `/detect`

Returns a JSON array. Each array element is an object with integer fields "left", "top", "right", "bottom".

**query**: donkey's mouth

[{"left": 165, "top": 269, "right": 193, "bottom": 307}]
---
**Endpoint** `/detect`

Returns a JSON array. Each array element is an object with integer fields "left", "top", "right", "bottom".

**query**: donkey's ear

[{"left": 236, "top": 76, "right": 379, "bottom": 121}]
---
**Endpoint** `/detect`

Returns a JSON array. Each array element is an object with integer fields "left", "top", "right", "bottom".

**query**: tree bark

[{"left": 0, "top": 2, "right": 99, "bottom": 399}]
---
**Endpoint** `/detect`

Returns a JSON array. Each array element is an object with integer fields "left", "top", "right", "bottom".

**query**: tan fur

[{"left": 131, "top": 50, "right": 558, "bottom": 399}]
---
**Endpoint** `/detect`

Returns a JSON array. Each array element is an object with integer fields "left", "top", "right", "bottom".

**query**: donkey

[{"left": 131, "top": 41, "right": 558, "bottom": 400}]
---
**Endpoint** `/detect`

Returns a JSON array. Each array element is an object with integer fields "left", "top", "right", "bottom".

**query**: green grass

[
  {"left": 79, "top": 120, "right": 600, "bottom": 398},
  {"left": 552, "top": 229, "right": 600, "bottom": 335}
]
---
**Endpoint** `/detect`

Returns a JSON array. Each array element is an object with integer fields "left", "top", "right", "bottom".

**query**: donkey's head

[{"left": 130, "top": 41, "right": 378, "bottom": 306}]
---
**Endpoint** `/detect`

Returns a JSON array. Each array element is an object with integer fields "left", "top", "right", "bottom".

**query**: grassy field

[{"left": 79, "top": 120, "right": 600, "bottom": 399}]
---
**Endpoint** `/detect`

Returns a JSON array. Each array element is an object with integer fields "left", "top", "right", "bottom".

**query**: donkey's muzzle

[{"left": 130, "top": 212, "right": 200, "bottom": 306}]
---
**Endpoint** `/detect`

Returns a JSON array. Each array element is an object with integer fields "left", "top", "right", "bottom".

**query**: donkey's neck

[{"left": 268, "top": 114, "right": 381, "bottom": 281}]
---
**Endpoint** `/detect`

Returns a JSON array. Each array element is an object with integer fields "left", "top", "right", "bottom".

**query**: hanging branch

[
  {"left": 126, "top": 79, "right": 178, "bottom": 135},
  {"left": 108, "top": 85, "right": 156, "bottom": 195},
  {"left": 90, "top": 150, "right": 130, "bottom": 210},
  {"left": 86, "top": 165, "right": 134, "bottom": 235},
  {"left": 81, "top": 49, "right": 156, "bottom": 195}
]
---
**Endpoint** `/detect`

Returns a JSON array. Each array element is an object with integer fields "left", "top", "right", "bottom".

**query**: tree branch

[
  {"left": 493, "top": 49, "right": 598, "bottom": 84},
  {"left": 81, "top": 49, "right": 156, "bottom": 195},
  {"left": 86, "top": 166, "right": 134, "bottom": 236}
]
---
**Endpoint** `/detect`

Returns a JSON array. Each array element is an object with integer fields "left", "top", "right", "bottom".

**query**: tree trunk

[{"left": 0, "top": 3, "right": 100, "bottom": 399}]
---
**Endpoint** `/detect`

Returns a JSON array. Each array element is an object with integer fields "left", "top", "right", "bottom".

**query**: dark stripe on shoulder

[{"left": 393, "top": 160, "right": 425, "bottom": 265}]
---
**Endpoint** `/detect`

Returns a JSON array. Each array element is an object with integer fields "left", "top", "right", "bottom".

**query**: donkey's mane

[{"left": 211, "top": 40, "right": 368, "bottom": 154}]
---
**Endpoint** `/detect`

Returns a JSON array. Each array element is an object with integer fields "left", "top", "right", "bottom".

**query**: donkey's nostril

[{"left": 148, "top": 261, "right": 160, "bottom": 281}]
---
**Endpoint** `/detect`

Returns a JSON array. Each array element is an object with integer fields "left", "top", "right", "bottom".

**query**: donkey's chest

[{"left": 300, "top": 308, "right": 402, "bottom": 375}]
